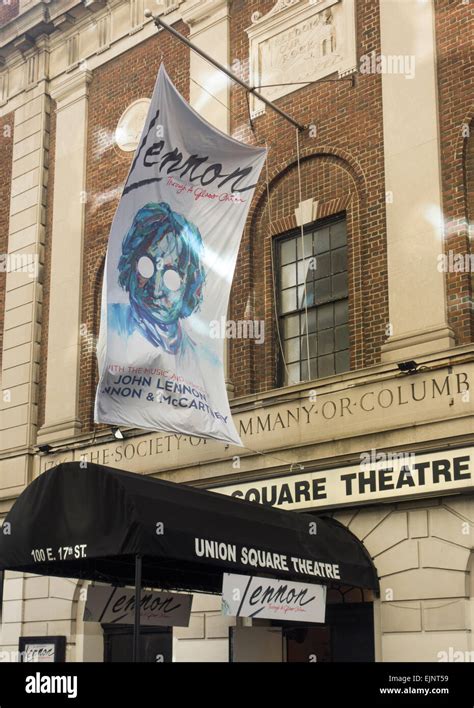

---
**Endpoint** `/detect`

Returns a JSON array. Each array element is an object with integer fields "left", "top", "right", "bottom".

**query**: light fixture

[
  {"left": 37, "top": 444, "right": 52, "bottom": 454},
  {"left": 112, "top": 427, "right": 124, "bottom": 440},
  {"left": 397, "top": 360, "right": 419, "bottom": 374}
]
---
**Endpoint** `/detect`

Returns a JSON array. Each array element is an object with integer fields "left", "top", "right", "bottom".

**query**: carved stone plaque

[
  {"left": 115, "top": 98, "right": 151, "bottom": 152},
  {"left": 246, "top": 0, "right": 357, "bottom": 117}
]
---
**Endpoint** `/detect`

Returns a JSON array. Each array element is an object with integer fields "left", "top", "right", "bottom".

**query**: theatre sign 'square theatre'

[{"left": 0, "top": 0, "right": 473, "bottom": 665}]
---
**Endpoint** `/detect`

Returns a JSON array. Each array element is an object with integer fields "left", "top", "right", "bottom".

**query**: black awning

[{"left": 0, "top": 462, "right": 378, "bottom": 593}]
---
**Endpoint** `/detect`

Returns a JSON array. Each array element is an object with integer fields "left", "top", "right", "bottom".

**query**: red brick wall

[
  {"left": 37, "top": 99, "right": 55, "bottom": 429},
  {"left": 78, "top": 26, "right": 190, "bottom": 431},
  {"left": 0, "top": 112, "right": 14, "bottom": 372},
  {"left": 228, "top": 0, "right": 388, "bottom": 395},
  {"left": 0, "top": 0, "right": 19, "bottom": 26},
  {"left": 435, "top": 0, "right": 474, "bottom": 344}
]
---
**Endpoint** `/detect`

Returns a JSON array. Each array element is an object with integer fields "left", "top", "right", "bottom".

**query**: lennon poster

[{"left": 94, "top": 65, "right": 267, "bottom": 445}]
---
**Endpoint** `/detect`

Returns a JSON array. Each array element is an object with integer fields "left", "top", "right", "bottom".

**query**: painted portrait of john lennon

[{"left": 109, "top": 202, "right": 206, "bottom": 355}]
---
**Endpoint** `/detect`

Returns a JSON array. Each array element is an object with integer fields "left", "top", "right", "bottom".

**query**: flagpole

[
  {"left": 132, "top": 554, "right": 142, "bottom": 663},
  {"left": 144, "top": 9, "right": 306, "bottom": 132}
]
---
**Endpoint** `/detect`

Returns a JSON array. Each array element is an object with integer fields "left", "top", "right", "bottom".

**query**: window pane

[
  {"left": 283, "top": 313, "right": 300, "bottom": 338},
  {"left": 300, "top": 359, "right": 309, "bottom": 381},
  {"left": 281, "top": 288, "right": 297, "bottom": 313},
  {"left": 298, "top": 282, "right": 315, "bottom": 308},
  {"left": 281, "top": 263, "right": 297, "bottom": 288},
  {"left": 314, "top": 252, "right": 330, "bottom": 280},
  {"left": 332, "top": 272, "right": 348, "bottom": 299},
  {"left": 335, "top": 324, "right": 349, "bottom": 351},
  {"left": 300, "top": 358, "right": 317, "bottom": 381},
  {"left": 318, "top": 329, "right": 334, "bottom": 355},
  {"left": 284, "top": 337, "right": 300, "bottom": 363},
  {"left": 286, "top": 362, "right": 300, "bottom": 384},
  {"left": 331, "top": 247, "right": 347, "bottom": 274},
  {"left": 317, "top": 303, "right": 334, "bottom": 330},
  {"left": 335, "top": 299, "right": 348, "bottom": 325},
  {"left": 297, "top": 258, "right": 314, "bottom": 285},
  {"left": 308, "top": 333, "right": 317, "bottom": 356},
  {"left": 335, "top": 350, "right": 350, "bottom": 373},
  {"left": 330, "top": 220, "right": 347, "bottom": 248},
  {"left": 280, "top": 239, "right": 295, "bottom": 265},
  {"left": 314, "top": 228, "right": 330, "bottom": 254},
  {"left": 318, "top": 354, "right": 335, "bottom": 378},
  {"left": 296, "top": 232, "right": 313, "bottom": 260},
  {"left": 300, "top": 333, "right": 317, "bottom": 360},
  {"left": 301, "top": 309, "right": 317, "bottom": 334},
  {"left": 315, "top": 277, "right": 331, "bottom": 303}
]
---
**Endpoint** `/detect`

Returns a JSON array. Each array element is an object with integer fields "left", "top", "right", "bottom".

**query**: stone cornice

[
  {"left": 181, "top": 0, "right": 230, "bottom": 29},
  {"left": 49, "top": 67, "right": 92, "bottom": 105},
  {"left": 0, "top": 0, "right": 184, "bottom": 112},
  {"left": 0, "top": 0, "right": 105, "bottom": 53},
  {"left": 0, "top": 4, "right": 51, "bottom": 55}
]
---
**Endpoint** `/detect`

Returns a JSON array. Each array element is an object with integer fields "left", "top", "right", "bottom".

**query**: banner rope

[{"left": 295, "top": 127, "right": 312, "bottom": 382}]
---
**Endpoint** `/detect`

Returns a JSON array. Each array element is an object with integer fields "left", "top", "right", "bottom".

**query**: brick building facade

[{"left": 0, "top": 0, "right": 473, "bottom": 663}]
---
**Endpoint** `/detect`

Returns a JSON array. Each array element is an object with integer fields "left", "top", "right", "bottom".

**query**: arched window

[{"left": 275, "top": 215, "right": 349, "bottom": 384}]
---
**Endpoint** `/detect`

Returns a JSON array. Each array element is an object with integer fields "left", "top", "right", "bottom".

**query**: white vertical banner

[{"left": 95, "top": 65, "right": 266, "bottom": 445}]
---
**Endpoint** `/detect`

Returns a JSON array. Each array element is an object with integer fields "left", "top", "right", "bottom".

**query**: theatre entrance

[
  {"left": 230, "top": 588, "right": 375, "bottom": 662},
  {"left": 284, "top": 589, "right": 375, "bottom": 662},
  {"left": 102, "top": 625, "right": 172, "bottom": 662}
]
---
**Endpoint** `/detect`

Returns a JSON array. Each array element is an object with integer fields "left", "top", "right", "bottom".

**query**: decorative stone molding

[
  {"left": 246, "top": 0, "right": 357, "bottom": 117},
  {"left": 295, "top": 197, "right": 318, "bottom": 227},
  {"left": 115, "top": 97, "right": 151, "bottom": 152},
  {"left": 0, "top": 70, "right": 8, "bottom": 103},
  {"left": 130, "top": 0, "right": 145, "bottom": 32},
  {"left": 13, "top": 34, "right": 36, "bottom": 56},
  {"left": 83, "top": 0, "right": 106, "bottom": 12},
  {"left": 1, "top": 3, "right": 50, "bottom": 52},
  {"left": 37, "top": 418, "right": 84, "bottom": 440},
  {"left": 49, "top": 67, "right": 93, "bottom": 108},
  {"left": 23, "top": 34, "right": 49, "bottom": 88},
  {"left": 52, "top": 13, "right": 77, "bottom": 31},
  {"left": 95, "top": 11, "right": 110, "bottom": 52},
  {"left": 182, "top": 0, "right": 230, "bottom": 29},
  {"left": 25, "top": 52, "right": 38, "bottom": 86},
  {"left": 66, "top": 33, "right": 80, "bottom": 69},
  {"left": 161, "top": 0, "right": 184, "bottom": 15}
]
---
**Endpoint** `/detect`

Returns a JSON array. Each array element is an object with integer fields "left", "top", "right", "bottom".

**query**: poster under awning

[
  {"left": 222, "top": 573, "right": 327, "bottom": 623},
  {"left": 94, "top": 65, "right": 267, "bottom": 445},
  {"left": 84, "top": 585, "right": 192, "bottom": 627}
]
